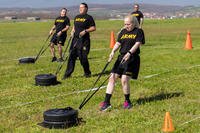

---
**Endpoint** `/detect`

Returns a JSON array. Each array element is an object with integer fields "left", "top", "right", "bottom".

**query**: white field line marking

[
  {"left": 188, "top": 64, "right": 200, "bottom": 69},
  {"left": 143, "top": 73, "right": 160, "bottom": 79},
  {"left": 142, "top": 63, "right": 200, "bottom": 79},
  {"left": 1, "top": 64, "right": 200, "bottom": 110},
  {"left": 143, "top": 70, "right": 171, "bottom": 79},
  {"left": 179, "top": 116, "right": 200, "bottom": 126},
  {"left": 0, "top": 85, "right": 107, "bottom": 110}
]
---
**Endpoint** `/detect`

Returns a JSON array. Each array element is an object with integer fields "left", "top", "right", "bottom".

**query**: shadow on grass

[
  {"left": 34, "top": 81, "right": 61, "bottom": 86},
  {"left": 135, "top": 92, "right": 184, "bottom": 105},
  {"left": 38, "top": 117, "right": 86, "bottom": 129}
]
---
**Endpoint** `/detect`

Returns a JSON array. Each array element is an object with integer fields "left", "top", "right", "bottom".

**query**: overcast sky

[{"left": 0, "top": 0, "right": 199, "bottom": 8}]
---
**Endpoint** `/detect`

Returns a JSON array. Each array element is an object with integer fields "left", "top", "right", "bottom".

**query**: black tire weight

[
  {"left": 35, "top": 74, "right": 57, "bottom": 86},
  {"left": 19, "top": 57, "right": 35, "bottom": 64},
  {"left": 43, "top": 107, "right": 78, "bottom": 128}
]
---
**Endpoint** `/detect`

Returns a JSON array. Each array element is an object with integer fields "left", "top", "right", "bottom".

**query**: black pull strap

[
  {"left": 54, "top": 36, "right": 73, "bottom": 75},
  {"left": 34, "top": 34, "right": 51, "bottom": 62},
  {"left": 62, "top": 36, "right": 72, "bottom": 59},
  {"left": 79, "top": 61, "right": 110, "bottom": 109},
  {"left": 79, "top": 75, "right": 110, "bottom": 110},
  {"left": 54, "top": 54, "right": 69, "bottom": 75}
]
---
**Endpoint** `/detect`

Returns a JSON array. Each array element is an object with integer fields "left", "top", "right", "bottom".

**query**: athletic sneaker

[
  {"left": 51, "top": 57, "right": 57, "bottom": 62},
  {"left": 99, "top": 102, "right": 111, "bottom": 111},
  {"left": 57, "top": 57, "right": 64, "bottom": 62},
  {"left": 123, "top": 101, "right": 133, "bottom": 109}
]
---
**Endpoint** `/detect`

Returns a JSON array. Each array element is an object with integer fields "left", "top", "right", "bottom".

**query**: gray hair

[{"left": 124, "top": 15, "right": 139, "bottom": 28}]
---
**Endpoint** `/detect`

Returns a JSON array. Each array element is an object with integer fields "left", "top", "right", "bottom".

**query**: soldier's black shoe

[
  {"left": 51, "top": 57, "right": 57, "bottom": 62},
  {"left": 84, "top": 73, "right": 91, "bottom": 78}
]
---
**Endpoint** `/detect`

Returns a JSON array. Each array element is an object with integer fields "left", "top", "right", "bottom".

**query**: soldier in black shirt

[
  {"left": 63, "top": 3, "right": 96, "bottom": 79},
  {"left": 49, "top": 8, "right": 70, "bottom": 62},
  {"left": 131, "top": 4, "right": 144, "bottom": 29},
  {"left": 100, "top": 15, "right": 144, "bottom": 111}
]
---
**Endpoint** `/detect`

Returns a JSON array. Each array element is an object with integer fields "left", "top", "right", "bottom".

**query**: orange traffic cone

[
  {"left": 110, "top": 31, "right": 116, "bottom": 48},
  {"left": 162, "top": 112, "right": 175, "bottom": 132},
  {"left": 185, "top": 30, "right": 192, "bottom": 50}
]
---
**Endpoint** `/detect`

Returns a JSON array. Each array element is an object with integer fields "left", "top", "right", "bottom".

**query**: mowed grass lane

[{"left": 0, "top": 19, "right": 200, "bottom": 132}]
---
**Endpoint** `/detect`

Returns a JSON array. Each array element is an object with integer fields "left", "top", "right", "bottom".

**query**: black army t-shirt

[
  {"left": 117, "top": 28, "right": 144, "bottom": 55},
  {"left": 54, "top": 16, "right": 70, "bottom": 34},
  {"left": 131, "top": 11, "right": 143, "bottom": 24},
  {"left": 74, "top": 14, "right": 95, "bottom": 39}
]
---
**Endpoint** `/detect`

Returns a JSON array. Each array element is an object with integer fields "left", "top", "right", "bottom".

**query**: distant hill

[{"left": 0, "top": 3, "right": 199, "bottom": 20}]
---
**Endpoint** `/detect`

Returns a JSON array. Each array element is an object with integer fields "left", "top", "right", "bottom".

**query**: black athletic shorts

[
  {"left": 111, "top": 54, "right": 140, "bottom": 79},
  {"left": 50, "top": 33, "right": 66, "bottom": 46}
]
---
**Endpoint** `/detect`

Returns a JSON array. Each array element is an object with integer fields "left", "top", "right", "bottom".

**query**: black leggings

[{"left": 64, "top": 38, "right": 91, "bottom": 76}]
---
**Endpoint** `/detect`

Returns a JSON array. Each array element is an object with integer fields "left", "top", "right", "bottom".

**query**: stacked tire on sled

[
  {"left": 35, "top": 74, "right": 57, "bottom": 86},
  {"left": 42, "top": 107, "right": 78, "bottom": 128}
]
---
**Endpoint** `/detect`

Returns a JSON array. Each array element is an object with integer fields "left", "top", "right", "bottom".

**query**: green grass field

[{"left": 0, "top": 18, "right": 200, "bottom": 132}]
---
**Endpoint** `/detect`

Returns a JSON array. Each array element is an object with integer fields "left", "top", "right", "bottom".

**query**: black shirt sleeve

[
  {"left": 117, "top": 30, "right": 124, "bottom": 43},
  {"left": 136, "top": 29, "right": 144, "bottom": 43},
  {"left": 88, "top": 16, "right": 95, "bottom": 27},
  {"left": 64, "top": 17, "right": 70, "bottom": 26},
  {"left": 139, "top": 11, "right": 144, "bottom": 18}
]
